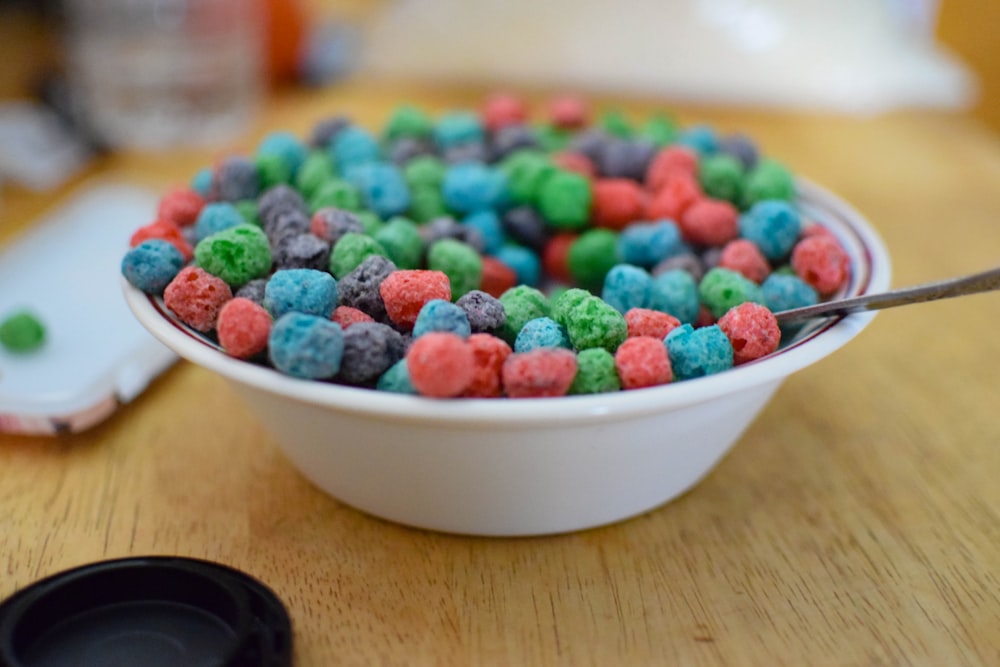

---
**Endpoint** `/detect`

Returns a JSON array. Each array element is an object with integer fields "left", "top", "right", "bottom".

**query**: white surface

[
  {"left": 124, "top": 180, "right": 891, "bottom": 535},
  {"left": 0, "top": 183, "right": 177, "bottom": 432}
]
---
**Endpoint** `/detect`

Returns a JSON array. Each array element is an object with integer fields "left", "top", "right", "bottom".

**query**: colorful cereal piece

[
  {"left": 567, "top": 228, "right": 619, "bottom": 293},
  {"left": 497, "top": 285, "right": 549, "bottom": 343},
  {"left": 163, "top": 266, "right": 233, "bottom": 332},
  {"left": 739, "top": 200, "right": 802, "bottom": 260},
  {"left": 602, "top": 264, "right": 653, "bottom": 313},
  {"left": 743, "top": 159, "right": 795, "bottom": 207},
  {"left": 376, "top": 359, "right": 418, "bottom": 394},
  {"left": 338, "top": 322, "right": 406, "bottom": 385},
  {"left": 591, "top": 179, "right": 646, "bottom": 230},
  {"left": 649, "top": 268, "right": 700, "bottom": 324},
  {"left": 263, "top": 269, "right": 338, "bottom": 319},
  {"left": 121, "top": 239, "right": 186, "bottom": 294},
  {"left": 380, "top": 269, "right": 452, "bottom": 329},
  {"left": 492, "top": 244, "right": 540, "bottom": 288},
  {"left": 537, "top": 170, "right": 592, "bottom": 230},
  {"left": 624, "top": 308, "right": 681, "bottom": 339},
  {"left": 268, "top": 313, "right": 344, "bottom": 379},
  {"left": 502, "top": 348, "right": 578, "bottom": 398},
  {"left": 337, "top": 255, "right": 397, "bottom": 322},
  {"left": 413, "top": 299, "right": 472, "bottom": 339},
  {"left": 130, "top": 220, "right": 194, "bottom": 261},
  {"left": 568, "top": 347, "right": 621, "bottom": 395},
  {"left": 718, "top": 239, "right": 770, "bottom": 284},
  {"left": 645, "top": 172, "right": 702, "bottom": 221},
  {"left": 373, "top": 217, "right": 424, "bottom": 270},
  {"left": 562, "top": 294, "right": 628, "bottom": 353},
  {"left": 717, "top": 302, "right": 781, "bottom": 365},
  {"left": 664, "top": 324, "right": 734, "bottom": 381},
  {"left": 482, "top": 93, "right": 528, "bottom": 132},
  {"left": 547, "top": 95, "right": 590, "bottom": 130},
  {"left": 212, "top": 156, "right": 259, "bottom": 202},
  {"left": 698, "top": 267, "right": 766, "bottom": 319},
  {"left": 216, "top": 297, "right": 272, "bottom": 359},
  {"left": 460, "top": 333, "right": 513, "bottom": 398},
  {"left": 615, "top": 336, "right": 673, "bottom": 389},
  {"left": 407, "top": 332, "right": 475, "bottom": 397},
  {"left": 617, "top": 220, "right": 685, "bottom": 269},
  {"left": 791, "top": 234, "right": 850, "bottom": 296},
  {"left": 156, "top": 188, "right": 204, "bottom": 227},
  {"left": 329, "top": 232, "right": 387, "bottom": 278},
  {"left": 0, "top": 310, "right": 45, "bottom": 354},
  {"left": 426, "top": 238, "right": 483, "bottom": 299},
  {"left": 456, "top": 290, "right": 506, "bottom": 333},
  {"left": 680, "top": 199, "right": 739, "bottom": 247},
  {"left": 698, "top": 154, "right": 744, "bottom": 205},
  {"left": 542, "top": 232, "right": 576, "bottom": 284},
  {"left": 478, "top": 256, "right": 518, "bottom": 298},
  {"left": 514, "top": 317, "right": 571, "bottom": 353},
  {"left": 760, "top": 273, "right": 818, "bottom": 313},
  {"left": 500, "top": 206, "right": 548, "bottom": 252},
  {"left": 645, "top": 146, "right": 699, "bottom": 192},
  {"left": 194, "top": 224, "right": 272, "bottom": 288},
  {"left": 332, "top": 305, "right": 375, "bottom": 328}
]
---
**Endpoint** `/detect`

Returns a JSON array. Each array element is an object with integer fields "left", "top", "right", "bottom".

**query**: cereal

[
  {"left": 498, "top": 285, "right": 549, "bottom": 343},
  {"left": 259, "top": 185, "right": 308, "bottom": 228},
  {"left": 433, "top": 111, "right": 484, "bottom": 150},
  {"left": 679, "top": 199, "right": 739, "bottom": 247},
  {"left": 235, "top": 278, "right": 268, "bottom": 305},
  {"left": 591, "top": 179, "right": 646, "bottom": 230},
  {"left": 760, "top": 273, "right": 818, "bottom": 313},
  {"left": 122, "top": 239, "right": 186, "bottom": 294},
  {"left": 309, "top": 115, "right": 350, "bottom": 148},
  {"left": 739, "top": 200, "right": 802, "bottom": 260},
  {"left": 263, "top": 268, "right": 338, "bottom": 319},
  {"left": 500, "top": 206, "right": 548, "bottom": 252},
  {"left": 309, "top": 178, "right": 362, "bottom": 213},
  {"left": 499, "top": 150, "right": 556, "bottom": 206},
  {"left": 639, "top": 113, "right": 678, "bottom": 147},
  {"left": 664, "top": 324, "right": 734, "bottom": 381},
  {"left": 376, "top": 359, "right": 418, "bottom": 394},
  {"left": 413, "top": 299, "right": 472, "bottom": 339},
  {"left": 164, "top": 266, "right": 233, "bottom": 332},
  {"left": 193, "top": 224, "right": 272, "bottom": 288},
  {"left": 602, "top": 264, "right": 653, "bottom": 313},
  {"left": 442, "top": 162, "right": 508, "bottom": 214},
  {"left": 536, "top": 170, "right": 592, "bottom": 230},
  {"left": 407, "top": 332, "right": 474, "bottom": 397},
  {"left": 380, "top": 269, "right": 452, "bottom": 329},
  {"left": 514, "top": 317, "right": 571, "bottom": 353},
  {"left": 568, "top": 347, "right": 621, "bottom": 395},
  {"left": 541, "top": 232, "right": 576, "bottom": 284},
  {"left": 596, "top": 138, "right": 656, "bottom": 182},
  {"left": 617, "top": 220, "right": 685, "bottom": 269},
  {"left": 477, "top": 256, "right": 518, "bottom": 297},
  {"left": 502, "top": 348, "right": 578, "bottom": 398},
  {"left": 547, "top": 95, "right": 589, "bottom": 130},
  {"left": 130, "top": 220, "right": 194, "bottom": 261},
  {"left": 651, "top": 252, "right": 705, "bottom": 282},
  {"left": 156, "top": 188, "right": 204, "bottom": 227},
  {"left": 331, "top": 305, "right": 374, "bottom": 329},
  {"left": 373, "top": 217, "right": 424, "bottom": 270},
  {"left": 216, "top": 298, "right": 271, "bottom": 359},
  {"left": 698, "top": 267, "right": 766, "bottom": 319},
  {"left": 337, "top": 322, "right": 406, "bottom": 385},
  {"left": 550, "top": 151, "right": 596, "bottom": 179},
  {"left": 331, "top": 126, "right": 380, "bottom": 171},
  {"left": 463, "top": 211, "right": 505, "bottom": 255},
  {"left": 717, "top": 302, "right": 780, "bottom": 365},
  {"left": 677, "top": 124, "right": 719, "bottom": 155},
  {"left": 649, "top": 269, "right": 700, "bottom": 324},
  {"left": 0, "top": 310, "right": 45, "bottom": 354},
  {"left": 337, "top": 255, "right": 397, "bottom": 323},
  {"left": 456, "top": 290, "right": 506, "bottom": 333},
  {"left": 257, "top": 131, "right": 308, "bottom": 177},
  {"left": 482, "top": 93, "right": 528, "bottom": 132},
  {"left": 268, "top": 313, "right": 344, "bottom": 379},
  {"left": 349, "top": 162, "right": 411, "bottom": 218},
  {"left": 624, "top": 308, "right": 680, "bottom": 339},
  {"left": 273, "top": 233, "right": 331, "bottom": 272},
  {"left": 384, "top": 104, "right": 433, "bottom": 142},
  {"left": 460, "top": 333, "right": 513, "bottom": 398},
  {"left": 255, "top": 153, "right": 292, "bottom": 191},
  {"left": 421, "top": 217, "right": 485, "bottom": 254},
  {"left": 615, "top": 336, "right": 673, "bottom": 389},
  {"left": 562, "top": 294, "right": 628, "bottom": 353},
  {"left": 743, "top": 159, "right": 795, "bottom": 207},
  {"left": 329, "top": 232, "right": 387, "bottom": 278},
  {"left": 719, "top": 133, "right": 759, "bottom": 170},
  {"left": 698, "top": 154, "right": 744, "bottom": 205},
  {"left": 718, "top": 239, "right": 770, "bottom": 284},
  {"left": 296, "top": 152, "right": 336, "bottom": 199},
  {"left": 645, "top": 145, "right": 699, "bottom": 191},
  {"left": 567, "top": 228, "right": 618, "bottom": 292},
  {"left": 212, "top": 156, "right": 259, "bottom": 202},
  {"left": 791, "top": 234, "right": 850, "bottom": 296},
  {"left": 426, "top": 238, "right": 483, "bottom": 299},
  {"left": 493, "top": 244, "right": 540, "bottom": 287}
]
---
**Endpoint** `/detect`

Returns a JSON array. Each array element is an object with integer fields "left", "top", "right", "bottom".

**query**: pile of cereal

[{"left": 121, "top": 94, "right": 850, "bottom": 398}]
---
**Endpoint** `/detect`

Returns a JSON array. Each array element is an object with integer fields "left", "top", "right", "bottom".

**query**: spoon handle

[{"left": 773, "top": 266, "right": 1000, "bottom": 323}]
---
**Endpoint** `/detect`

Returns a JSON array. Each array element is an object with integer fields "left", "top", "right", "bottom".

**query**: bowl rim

[{"left": 123, "top": 178, "right": 891, "bottom": 427}]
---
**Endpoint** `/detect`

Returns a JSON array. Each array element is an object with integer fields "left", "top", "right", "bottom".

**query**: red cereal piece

[
  {"left": 645, "top": 173, "right": 701, "bottom": 221},
  {"left": 551, "top": 151, "right": 596, "bottom": 179},
  {"left": 695, "top": 305, "right": 717, "bottom": 328},
  {"left": 501, "top": 348, "right": 578, "bottom": 398},
  {"left": 542, "top": 233, "right": 577, "bottom": 284},
  {"left": 130, "top": 220, "right": 194, "bottom": 261},
  {"left": 482, "top": 93, "right": 528, "bottom": 132},
  {"left": 479, "top": 256, "right": 518, "bottom": 298},
  {"left": 379, "top": 270, "right": 452, "bottom": 329},
  {"left": 163, "top": 266, "right": 233, "bottom": 332},
  {"left": 547, "top": 95, "right": 589, "bottom": 130},
  {"left": 406, "top": 332, "right": 475, "bottom": 398},
  {"left": 717, "top": 302, "right": 781, "bottom": 365},
  {"left": 645, "top": 146, "right": 699, "bottom": 192},
  {"left": 331, "top": 305, "right": 375, "bottom": 329},
  {"left": 216, "top": 297, "right": 271, "bottom": 359},
  {"left": 679, "top": 198, "right": 739, "bottom": 247},
  {"left": 591, "top": 179, "right": 647, "bottom": 230},
  {"left": 791, "top": 235, "right": 850, "bottom": 296},
  {"left": 624, "top": 308, "right": 681, "bottom": 339},
  {"left": 156, "top": 188, "right": 205, "bottom": 227},
  {"left": 614, "top": 336, "right": 673, "bottom": 389},
  {"left": 460, "top": 333, "right": 513, "bottom": 398},
  {"left": 800, "top": 222, "right": 836, "bottom": 239},
  {"left": 718, "top": 239, "right": 770, "bottom": 283}
]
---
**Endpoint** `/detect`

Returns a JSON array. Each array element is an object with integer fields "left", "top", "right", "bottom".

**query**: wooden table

[{"left": 2, "top": 81, "right": 999, "bottom": 666}]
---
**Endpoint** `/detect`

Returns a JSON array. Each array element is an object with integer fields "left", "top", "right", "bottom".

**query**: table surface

[{"left": 2, "top": 81, "right": 1000, "bottom": 666}]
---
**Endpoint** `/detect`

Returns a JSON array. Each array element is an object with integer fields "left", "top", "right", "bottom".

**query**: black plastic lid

[{"left": 0, "top": 556, "right": 291, "bottom": 667}]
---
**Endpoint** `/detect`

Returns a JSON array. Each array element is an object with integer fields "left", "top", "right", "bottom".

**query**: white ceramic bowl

[{"left": 123, "top": 180, "right": 890, "bottom": 536}]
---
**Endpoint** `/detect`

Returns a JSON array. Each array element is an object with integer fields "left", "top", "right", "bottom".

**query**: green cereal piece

[
  {"left": 296, "top": 151, "right": 336, "bottom": 199},
  {"left": 699, "top": 154, "right": 745, "bottom": 205},
  {"left": 567, "top": 228, "right": 619, "bottom": 292},
  {"left": 194, "top": 224, "right": 272, "bottom": 288},
  {"left": 533, "top": 124, "right": 570, "bottom": 152},
  {"left": 234, "top": 200, "right": 261, "bottom": 227},
  {"left": 773, "top": 264, "right": 797, "bottom": 277},
  {"left": 498, "top": 285, "right": 550, "bottom": 343},
  {"left": 569, "top": 347, "right": 621, "bottom": 394},
  {"left": 550, "top": 287, "right": 592, "bottom": 328},
  {"left": 600, "top": 109, "right": 633, "bottom": 138},
  {"left": 255, "top": 153, "right": 292, "bottom": 190},
  {"left": 374, "top": 217, "right": 423, "bottom": 269},
  {"left": 563, "top": 295, "right": 628, "bottom": 353},
  {"left": 329, "top": 233, "right": 387, "bottom": 278},
  {"left": 403, "top": 155, "right": 446, "bottom": 189},
  {"left": 743, "top": 159, "right": 795, "bottom": 208},
  {"left": 537, "top": 170, "right": 592, "bottom": 230},
  {"left": 356, "top": 211, "right": 384, "bottom": 236},
  {"left": 310, "top": 178, "right": 362, "bottom": 213},
  {"left": 698, "top": 267, "right": 766, "bottom": 319},
  {"left": 384, "top": 104, "right": 433, "bottom": 142},
  {"left": 639, "top": 112, "right": 679, "bottom": 146},
  {"left": 498, "top": 150, "right": 557, "bottom": 205},
  {"left": 0, "top": 310, "right": 45, "bottom": 353},
  {"left": 407, "top": 185, "right": 448, "bottom": 223},
  {"left": 426, "top": 238, "right": 483, "bottom": 299}
]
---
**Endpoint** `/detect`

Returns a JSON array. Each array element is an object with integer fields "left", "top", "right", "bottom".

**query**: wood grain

[{"left": 2, "top": 81, "right": 1000, "bottom": 666}]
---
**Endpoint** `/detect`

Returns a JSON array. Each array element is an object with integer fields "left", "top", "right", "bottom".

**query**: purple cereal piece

[
  {"left": 235, "top": 278, "right": 269, "bottom": 305},
  {"left": 501, "top": 205, "right": 550, "bottom": 253},
  {"left": 311, "top": 207, "right": 364, "bottom": 244},
  {"left": 701, "top": 247, "right": 724, "bottom": 270},
  {"left": 388, "top": 137, "right": 434, "bottom": 166},
  {"left": 337, "top": 321, "right": 406, "bottom": 385},
  {"left": 444, "top": 141, "right": 489, "bottom": 165},
  {"left": 456, "top": 290, "right": 506, "bottom": 333},
  {"left": 421, "top": 217, "right": 485, "bottom": 254},
  {"left": 310, "top": 115, "right": 351, "bottom": 148},
  {"left": 337, "top": 254, "right": 397, "bottom": 322},
  {"left": 489, "top": 124, "right": 539, "bottom": 161},
  {"left": 273, "top": 233, "right": 332, "bottom": 271},
  {"left": 265, "top": 208, "right": 311, "bottom": 246},
  {"left": 567, "top": 128, "right": 610, "bottom": 162},
  {"left": 597, "top": 139, "right": 656, "bottom": 181},
  {"left": 259, "top": 184, "right": 307, "bottom": 228},
  {"left": 652, "top": 252, "right": 706, "bottom": 282},
  {"left": 211, "top": 156, "right": 259, "bottom": 202}
]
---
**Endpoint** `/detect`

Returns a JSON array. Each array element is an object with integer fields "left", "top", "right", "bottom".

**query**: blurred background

[{"left": 0, "top": 0, "right": 998, "bottom": 195}]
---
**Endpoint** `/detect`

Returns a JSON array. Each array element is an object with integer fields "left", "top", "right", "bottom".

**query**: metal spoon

[{"left": 774, "top": 266, "right": 1000, "bottom": 323}]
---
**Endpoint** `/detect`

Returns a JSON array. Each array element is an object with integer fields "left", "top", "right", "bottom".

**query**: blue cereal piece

[
  {"left": 761, "top": 273, "right": 819, "bottom": 313},
  {"left": 263, "top": 268, "right": 339, "bottom": 319},
  {"left": 441, "top": 162, "right": 508, "bottom": 214},
  {"left": 677, "top": 124, "right": 719, "bottom": 155},
  {"left": 191, "top": 167, "right": 213, "bottom": 197},
  {"left": 337, "top": 322, "right": 407, "bottom": 385},
  {"left": 739, "top": 200, "right": 802, "bottom": 260},
  {"left": 617, "top": 220, "right": 686, "bottom": 268},
  {"left": 194, "top": 202, "right": 246, "bottom": 242},
  {"left": 376, "top": 359, "right": 418, "bottom": 394},
  {"left": 463, "top": 210, "right": 506, "bottom": 255},
  {"left": 601, "top": 264, "right": 652, "bottom": 313},
  {"left": 665, "top": 324, "right": 734, "bottom": 381},
  {"left": 268, "top": 313, "right": 344, "bottom": 379},
  {"left": 331, "top": 125, "right": 381, "bottom": 172},
  {"left": 493, "top": 244, "right": 541, "bottom": 287},
  {"left": 514, "top": 317, "right": 571, "bottom": 353},
  {"left": 649, "top": 268, "right": 700, "bottom": 324},
  {"left": 433, "top": 111, "right": 485, "bottom": 150},
  {"left": 121, "top": 239, "right": 185, "bottom": 294},
  {"left": 345, "top": 161, "right": 412, "bottom": 218},
  {"left": 412, "top": 299, "right": 472, "bottom": 339},
  {"left": 257, "top": 131, "right": 308, "bottom": 177}
]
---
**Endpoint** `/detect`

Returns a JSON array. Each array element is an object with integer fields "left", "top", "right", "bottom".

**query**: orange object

[{"left": 264, "top": 0, "right": 308, "bottom": 84}]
